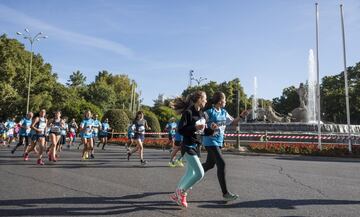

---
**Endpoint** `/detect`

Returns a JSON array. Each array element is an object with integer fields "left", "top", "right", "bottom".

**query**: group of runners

[
  {"left": 1, "top": 90, "right": 240, "bottom": 208},
  {"left": 0, "top": 109, "right": 112, "bottom": 164}
]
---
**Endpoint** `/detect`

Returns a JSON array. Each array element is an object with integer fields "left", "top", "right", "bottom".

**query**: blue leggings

[{"left": 177, "top": 153, "right": 204, "bottom": 192}]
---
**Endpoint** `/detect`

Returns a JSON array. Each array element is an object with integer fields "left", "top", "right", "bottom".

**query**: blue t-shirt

[
  {"left": 93, "top": 119, "right": 100, "bottom": 135},
  {"left": 100, "top": 122, "right": 110, "bottom": 135},
  {"left": 80, "top": 118, "right": 94, "bottom": 138},
  {"left": 165, "top": 122, "right": 177, "bottom": 136},
  {"left": 19, "top": 117, "right": 32, "bottom": 137},
  {"left": 202, "top": 107, "right": 233, "bottom": 147},
  {"left": 5, "top": 120, "right": 15, "bottom": 135},
  {"left": 0, "top": 123, "right": 5, "bottom": 134},
  {"left": 61, "top": 123, "right": 68, "bottom": 136},
  {"left": 128, "top": 124, "right": 135, "bottom": 137}
]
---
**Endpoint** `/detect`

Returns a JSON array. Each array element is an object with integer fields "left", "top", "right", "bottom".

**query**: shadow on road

[
  {"left": 0, "top": 192, "right": 180, "bottom": 216},
  {"left": 194, "top": 198, "right": 360, "bottom": 210}
]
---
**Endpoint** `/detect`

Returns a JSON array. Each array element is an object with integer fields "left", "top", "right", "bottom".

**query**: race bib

[
  {"left": 51, "top": 126, "right": 61, "bottom": 133},
  {"left": 138, "top": 126, "right": 145, "bottom": 132}
]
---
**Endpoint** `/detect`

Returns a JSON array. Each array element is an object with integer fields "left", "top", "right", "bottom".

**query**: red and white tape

[{"left": 111, "top": 131, "right": 358, "bottom": 140}]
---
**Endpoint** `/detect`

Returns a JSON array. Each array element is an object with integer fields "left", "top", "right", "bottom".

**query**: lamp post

[
  {"left": 189, "top": 70, "right": 207, "bottom": 86},
  {"left": 16, "top": 28, "right": 48, "bottom": 113}
]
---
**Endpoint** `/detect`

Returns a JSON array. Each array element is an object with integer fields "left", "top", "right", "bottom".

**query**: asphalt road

[{"left": 0, "top": 143, "right": 360, "bottom": 217}]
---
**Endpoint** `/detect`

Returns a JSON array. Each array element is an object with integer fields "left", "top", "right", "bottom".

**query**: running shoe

[
  {"left": 168, "top": 161, "right": 176, "bottom": 168},
  {"left": 37, "top": 159, "right": 45, "bottom": 165},
  {"left": 174, "top": 188, "right": 188, "bottom": 208},
  {"left": 90, "top": 154, "right": 95, "bottom": 159},
  {"left": 140, "top": 160, "right": 147, "bottom": 165},
  {"left": 175, "top": 160, "right": 184, "bottom": 167},
  {"left": 24, "top": 153, "right": 29, "bottom": 161},
  {"left": 223, "top": 192, "right": 239, "bottom": 201}
]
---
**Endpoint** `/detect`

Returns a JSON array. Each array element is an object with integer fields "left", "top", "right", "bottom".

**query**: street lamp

[
  {"left": 16, "top": 28, "right": 48, "bottom": 113},
  {"left": 194, "top": 77, "right": 207, "bottom": 85},
  {"left": 189, "top": 70, "right": 207, "bottom": 86}
]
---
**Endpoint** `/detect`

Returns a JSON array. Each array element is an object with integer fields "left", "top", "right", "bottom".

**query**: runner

[
  {"left": 24, "top": 109, "right": 47, "bottom": 165},
  {"left": 168, "top": 121, "right": 184, "bottom": 168},
  {"left": 48, "top": 111, "right": 64, "bottom": 162},
  {"left": 127, "top": 111, "right": 151, "bottom": 165},
  {"left": 164, "top": 117, "right": 177, "bottom": 152},
  {"left": 80, "top": 110, "right": 94, "bottom": 160},
  {"left": 97, "top": 118, "right": 111, "bottom": 150},
  {"left": 125, "top": 123, "right": 135, "bottom": 151},
  {"left": 170, "top": 91, "right": 215, "bottom": 208},
  {"left": 0, "top": 121, "right": 6, "bottom": 147},
  {"left": 57, "top": 118, "right": 68, "bottom": 153},
  {"left": 11, "top": 112, "right": 33, "bottom": 154},
  {"left": 92, "top": 114, "right": 100, "bottom": 156},
  {"left": 68, "top": 118, "right": 78, "bottom": 149},
  {"left": 202, "top": 91, "right": 240, "bottom": 201},
  {"left": 5, "top": 117, "right": 16, "bottom": 147}
]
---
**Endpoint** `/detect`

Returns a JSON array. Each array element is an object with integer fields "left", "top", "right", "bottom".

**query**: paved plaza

[{"left": 0, "top": 145, "right": 359, "bottom": 217}]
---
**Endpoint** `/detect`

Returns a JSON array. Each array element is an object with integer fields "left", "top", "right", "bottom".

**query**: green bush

[
  {"left": 122, "top": 109, "right": 135, "bottom": 121},
  {"left": 143, "top": 110, "right": 161, "bottom": 134},
  {"left": 103, "top": 109, "right": 129, "bottom": 132},
  {"left": 151, "top": 105, "right": 179, "bottom": 129}
]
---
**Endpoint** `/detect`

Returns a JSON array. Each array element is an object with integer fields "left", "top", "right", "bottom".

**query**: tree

[
  {"left": 272, "top": 86, "right": 299, "bottom": 115},
  {"left": 0, "top": 34, "right": 58, "bottom": 117},
  {"left": 151, "top": 105, "right": 180, "bottom": 129},
  {"left": 86, "top": 81, "right": 117, "bottom": 111},
  {"left": 103, "top": 109, "right": 129, "bottom": 132},
  {"left": 66, "top": 70, "right": 86, "bottom": 87}
]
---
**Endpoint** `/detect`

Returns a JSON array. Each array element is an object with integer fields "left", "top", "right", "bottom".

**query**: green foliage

[
  {"left": 143, "top": 110, "right": 161, "bottom": 133},
  {"left": 151, "top": 105, "right": 179, "bottom": 129},
  {"left": 0, "top": 34, "right": 57, "bottom": 118},
  {"left": 322, "top": 63, "right": 360, "bottom": 124},
  {"left": 66, "top": 70, "right": 86, "bottom": 87},
  {"left": 122, "top": 109, "right": 135, "bottom": 121},
  {"left": 272, "top": 86, "right": 299, "bottom": 115},
  {"left": 86, "top": 81, "right": 117, "bottom": 110},
  {"left": 103, "top": 109, "right": 129, "bottom": 132},
  {"left": 59, "top": 99, "right": 102, "bottom": 123},
  {"left": 0, "top": 35, "right": 141, "bottom": 122}
]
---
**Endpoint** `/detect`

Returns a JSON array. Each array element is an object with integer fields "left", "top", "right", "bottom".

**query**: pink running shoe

[
  {"left": 24, "top": 153, "right": 29, "bottom": 161},
  {"left": 37, "top": 159, "right": 45, "bottom": 165},
  {"left": 175, "top": 189, "right": 188, "bottom": 208},
  {"left": 170, "top": 193, "right": 180, "bottom": 206}
]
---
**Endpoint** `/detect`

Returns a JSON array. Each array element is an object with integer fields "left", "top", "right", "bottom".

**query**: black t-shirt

[{"left": 178, "top": 105, "right": 214, "bottom": 156}]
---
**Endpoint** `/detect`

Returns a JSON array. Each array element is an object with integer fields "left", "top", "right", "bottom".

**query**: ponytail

[{"left": 172, "top": 90, "right": 205, "bottom": 114}]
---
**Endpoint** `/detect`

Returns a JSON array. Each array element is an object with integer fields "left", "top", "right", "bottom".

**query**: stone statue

[
  {"left": 296, "top": 83, "right": 307, "bottom": 108},
  {"left": 291, "top": 83, "right": 309, "bottom": 122}
]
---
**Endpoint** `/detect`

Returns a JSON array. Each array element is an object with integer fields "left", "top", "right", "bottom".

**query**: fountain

[
  {"left": 237, "top": 50, "right": 360, "bottom": 136},
  {"left": 307, "top": 49, "right": 317, "bottom": 123},
  {"left": 252, "top": 77, "right": 258, "bottom": 120}
]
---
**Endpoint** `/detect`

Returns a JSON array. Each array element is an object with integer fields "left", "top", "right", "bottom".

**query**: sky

[{"left": 1, "top": 0, "right": 359, "bottom": 105}]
